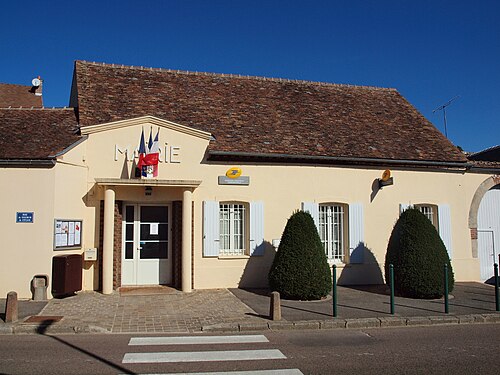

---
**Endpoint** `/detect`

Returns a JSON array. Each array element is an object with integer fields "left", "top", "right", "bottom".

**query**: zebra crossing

[{"left": 121, "top": 334, "right": 303, "bottom": 374}]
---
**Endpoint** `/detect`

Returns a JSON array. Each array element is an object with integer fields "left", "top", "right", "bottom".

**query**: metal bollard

[
  {"left": 444, "top": 264, "right": 449, "bottom": 314},
  {"left": 494, "top": 263, "right": 499, "bottom": 312},
  {"left": 332, "top": 265, "right": 337, "bottom": 317},
  {"left": 390, "top": 264, "right": 395, "bottom": 315}
]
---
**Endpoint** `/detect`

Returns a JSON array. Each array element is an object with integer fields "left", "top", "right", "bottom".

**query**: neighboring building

[
  {"left": 0, "top": 80, "right": 43, "bottom": 108},
  {"left": 467, "top": 146, "right": 500, "bottom": 282},
  {"left": 469, "top": 145, "right": 500, "bottom": 164},
  {"left": 0, "top": 61, "right": 498, "bottom": 298}
]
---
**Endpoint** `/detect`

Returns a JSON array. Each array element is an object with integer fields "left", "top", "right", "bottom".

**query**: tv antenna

[{"left": 432, "top": 96, "right": 460, "bottom": 138}]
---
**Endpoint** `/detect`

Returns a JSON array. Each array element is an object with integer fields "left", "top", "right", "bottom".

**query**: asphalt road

[{"left": 0, "top": 324, "right": 499, "bottom": 374}]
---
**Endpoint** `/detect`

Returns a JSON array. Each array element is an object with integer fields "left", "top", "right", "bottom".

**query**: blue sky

[{"left": 1, "top": 0, "right": 498, "bottom": 152}]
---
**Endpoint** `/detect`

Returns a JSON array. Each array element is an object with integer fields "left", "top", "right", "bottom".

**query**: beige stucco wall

[
  {"left": 192, "top": 165, "right": 492, "bottom": 288},
  {"left": 0, "top": 168, "right": 56, "bottom": 298},
  {"left": 1, "top": 116, "right": 496, "bottom": 298},
  {"left": 52, "top": 143, "right": 92, "bottom": 293}
]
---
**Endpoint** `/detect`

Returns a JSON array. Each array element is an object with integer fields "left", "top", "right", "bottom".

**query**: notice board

[{"left": 54, "top": 219, "right": 82, "bottom": 250}]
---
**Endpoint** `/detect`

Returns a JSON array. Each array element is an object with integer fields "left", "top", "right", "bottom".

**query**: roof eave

[
  {"left": 208, "top": 150, "right": 470, "bottom": 170},
  {"left": 0, "top": 159, "right": 56, "bottom": 168},
  {"left": 49, "top": 135, "right": 87, "bottom": 158},
  {"left": 467, "top": 165, "right": 500, "bottom": 174}
]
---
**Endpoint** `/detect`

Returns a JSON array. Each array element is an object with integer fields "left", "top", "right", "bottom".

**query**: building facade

[{"left": 1, "top": 61, "right": 498, "bottom": 299}]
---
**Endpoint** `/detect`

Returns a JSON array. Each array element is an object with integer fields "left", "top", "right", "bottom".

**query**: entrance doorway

[{"left": 121, "top": 204, "right": 172, "bottom": 285}]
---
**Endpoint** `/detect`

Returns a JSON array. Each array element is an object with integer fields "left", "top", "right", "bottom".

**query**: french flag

[{"left": 137, "top": 127, "right": 159, "bottom": 178}]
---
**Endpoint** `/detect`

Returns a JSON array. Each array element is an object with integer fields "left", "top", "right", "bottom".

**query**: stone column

[
  {"left": 182, "top": 188, "right": 193, "bottom": 292},
  {"left": 102, "top": 187, "right": 115, "bottom": 295}
]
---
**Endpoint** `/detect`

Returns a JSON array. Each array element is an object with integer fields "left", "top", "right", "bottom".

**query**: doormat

[
  {"left": 23, "top": 316, "right": 63, "bottom": 324},
  {"left": 119, "top": 286, "right": 179, "bottom": 296}
]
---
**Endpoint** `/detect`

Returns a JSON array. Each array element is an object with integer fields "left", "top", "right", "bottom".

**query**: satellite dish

[{"left": 31, "top": 78, "right": 41, "bottom": 87}]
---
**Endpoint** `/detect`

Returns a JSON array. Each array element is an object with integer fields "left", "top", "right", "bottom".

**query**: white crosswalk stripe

[
  {"left": 123, "top": 349, "right": 286, "bottom": 363},
  {"left": 129, "top": 335, "right": 269, "bottom": 346},
  {"left": 120, "top": 370, "right": 303, "bottom": 375},
  {"left": 121, "top": 334, "right": 303, "bottom": 374}
]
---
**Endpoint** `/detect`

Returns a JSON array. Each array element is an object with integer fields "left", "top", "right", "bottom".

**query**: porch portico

[{"left": 96, "top": 178, "right": 201, "bottom": 294}]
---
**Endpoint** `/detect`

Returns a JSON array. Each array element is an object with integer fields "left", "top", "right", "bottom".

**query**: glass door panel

[{"left": 122, "top": 204, "right": 172, "bottom": 285}]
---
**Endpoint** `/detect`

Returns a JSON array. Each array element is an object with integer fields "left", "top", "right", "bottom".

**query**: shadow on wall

[
  {"left": 120, "top": 157, "right": 140, "bottom": 179},
  {"left": 370, "top": 178, "right": 381, "bottom": 202},
  {"left": 337, "top": 243, "right": 385, "bottom": 285},
  {"left": 239, "top": 241, "right": 276, "bottom": 288}
]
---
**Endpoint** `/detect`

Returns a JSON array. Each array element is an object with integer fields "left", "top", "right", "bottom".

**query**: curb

[
  {"left": 201, "top": 313, "right": 500, "bottom": 333},
  {"left": 0, "top": 323, "right": 110, "bottom": 335},
  {"left": 2, "top": 313, "right": 499, "bottom": 335},
  {"left": 0, "top": 323, "right": 13, "bottom": 335}
]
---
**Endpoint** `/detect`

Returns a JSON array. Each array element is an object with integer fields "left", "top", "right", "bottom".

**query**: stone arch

[{"left": 468, "top": 175, "right": 500, "bottom": 258}]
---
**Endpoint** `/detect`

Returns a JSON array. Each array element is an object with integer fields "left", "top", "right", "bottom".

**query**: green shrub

[
  {"left": 385, "top": 208, "right": 454, "bottom": 299},
  {"left": 269, "top": 210, "right": 332, "bottom": 300}
]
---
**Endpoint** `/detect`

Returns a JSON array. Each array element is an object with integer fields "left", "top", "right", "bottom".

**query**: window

[
  {"left": 302, "top": 201, "right": 364, "bottom": 264},
  {"left": 203, "top": 201, "right": 264, "bottom": 257},
  {"left": 415, "top": 204, "right": 439, "bottom": 230},
  {"left": 219, "top": 203, "right": 247, "bottom": 256},
  {"left": 319, "top": 204, "right": 347, "bottom": 262}
]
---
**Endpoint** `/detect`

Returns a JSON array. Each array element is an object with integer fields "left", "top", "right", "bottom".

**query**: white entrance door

[
  {"left": 477, "top": 187, "right": 500, "bottom": 282},
  {"left": 122, "top": 204, "right": 172, "bottom": 285}
]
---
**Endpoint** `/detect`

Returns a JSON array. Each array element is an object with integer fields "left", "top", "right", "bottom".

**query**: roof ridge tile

[
  {"left": 0, "top": 82, "right": 33, "bottom": 88},
  {"left": 76, "top": 60, "right": 396, "bottom": 91},
  {"left": 0, "top": 106, "right": 72, "bottom": 111}
]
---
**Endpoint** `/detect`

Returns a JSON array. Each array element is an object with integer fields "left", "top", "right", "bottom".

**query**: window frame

[
  {"left": 318, "top": 203, "right": 349, "bottom": 263},
  {"left": 218, "top": 202, "right": 249, "bottom": 256}
]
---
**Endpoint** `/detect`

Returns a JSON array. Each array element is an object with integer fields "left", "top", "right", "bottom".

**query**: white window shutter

[
  {"left": 438, "top": 204, "right": 453, "bottom": 259},
  {"left": 349, "top": 203, "right": 364, "bottom": 264},
  {"left": 301, "top": 201, "right": 319, "bottom": 230},
  {"left": 250, "top": 201, "right": 265, "bottom": 256},
  {"left": 203, "top": 201, "right": 220, "bottom": 257},
  {"left": 399, "top": 203, "right": 412, "bottom": 215}
]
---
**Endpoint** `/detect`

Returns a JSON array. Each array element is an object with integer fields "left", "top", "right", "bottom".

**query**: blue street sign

[{"left": 16, "top": 212, "right": 34, "bottom": 223}]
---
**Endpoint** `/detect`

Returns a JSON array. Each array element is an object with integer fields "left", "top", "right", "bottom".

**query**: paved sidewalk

[
  {"left": 1, "top": 289, "right": 261, "bottom": 334},
  {"left": 231, "top": 282, "right": 500, "bottom": 320},
  {"left": 1, "top": 282, "right": 499, "bottom": 335}
]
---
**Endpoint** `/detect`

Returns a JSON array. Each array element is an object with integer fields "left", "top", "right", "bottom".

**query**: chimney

[{"left": 31, "top": 76, "right": 43, "bottom": 97}]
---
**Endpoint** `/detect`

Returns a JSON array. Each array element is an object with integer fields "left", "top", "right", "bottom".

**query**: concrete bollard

[
  {"left": 270, "top": 291, "right": 281, "bottom": 321},
  {"left": 5, "top": 291, "right": 18, "bottom": 323},
  {"left": 32, "top": 275, "right": 49, "bottom": 301}
]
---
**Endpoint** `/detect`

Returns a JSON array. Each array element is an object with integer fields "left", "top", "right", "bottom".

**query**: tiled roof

[
  {"left": 467, "top": 145, "right": 500, "bottom": 170},
  {"left": 0, "top": 83, "right": 43, "bottom": 108},
  {"left": 74, "top": 61, "right": 467, "bottom": 164},
  {"left": 469, "top": 160, "right": 500, "bottom": 170},
  {"left": 468, "top": 145, "right": 500, "bottom": 162},
  {"left": 0, "top": 108, "right": 79, "bottom": 159}
]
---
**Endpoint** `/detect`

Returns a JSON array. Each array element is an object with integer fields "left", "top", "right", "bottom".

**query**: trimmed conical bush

[
  {"left": 269, "top": 210, "right": 332, "bottom": 300},
  {"left": 385, "top": 208, "right": 454, "bottom": 299}
]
